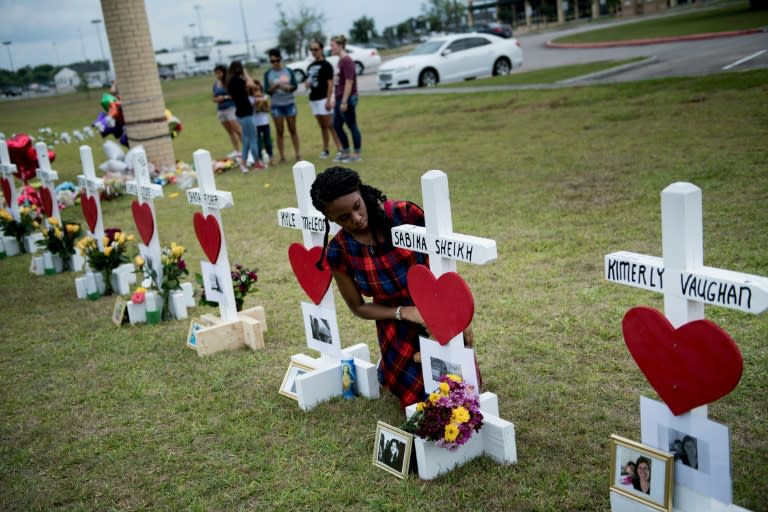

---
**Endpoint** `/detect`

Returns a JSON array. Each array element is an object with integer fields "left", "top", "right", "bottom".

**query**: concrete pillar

[{"left": 100, "top": 0, "right": 175, "bottom": 172}]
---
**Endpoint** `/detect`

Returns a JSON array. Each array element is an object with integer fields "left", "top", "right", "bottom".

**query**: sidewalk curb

[
  {"left": 546, "top": 27, "right": 764, "bottom": 48},
  {"left": 557, "top": 56, "right": 658, "bottom": 84}
]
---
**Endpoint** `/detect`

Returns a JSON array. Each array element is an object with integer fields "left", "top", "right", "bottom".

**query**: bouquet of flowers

[
  {"left": 197, "top": 263, "right": 258, "bottom": 312},
  {"left": 134, "top": 242, "right": 188, "bottom": 319},
  {"left": 76, "top": 228, "right": 133, "bottom": 295},
  {"left": 0, "top": 206, "right": 41, "bottom": 253},
  {"left": 402, "top": 374, "right": 484, "bottom": 450},
  {"left": 36, "top": 217, "right": 82, "bottom": 268}
]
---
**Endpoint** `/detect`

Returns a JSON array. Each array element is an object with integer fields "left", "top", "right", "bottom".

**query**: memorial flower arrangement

[
  {"left": 76, "top": 228, "right": 133, "bottom": 295},
  {"left": 197, "top": 263, "right": 258, "bottom": 312},
  {"left": 134, "top": 242, "right": 188, "bottom": 319},
  {"left": 0, "top": 205, "right": 42, "bottom": 253},
  {"left": 402, "top": 374, "right": 484, "bottom": 450},
  {"left": 36, "top": 217, "right": 82, "bottom": 270}
]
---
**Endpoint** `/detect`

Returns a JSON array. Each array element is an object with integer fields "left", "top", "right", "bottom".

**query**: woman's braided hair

[{"left": 310, "top": 166, "right": 390, "bottom": 269}]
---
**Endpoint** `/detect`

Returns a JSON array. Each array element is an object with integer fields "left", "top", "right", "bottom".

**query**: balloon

[
  {"left": 102, "top": 140, "right": 125, "bottom": 161},
  {"left": 101, "top": 93, "right": 118, "bottom": 112},
  {"left": 6, "top": 134, "right": 55, "bottom": 184}
]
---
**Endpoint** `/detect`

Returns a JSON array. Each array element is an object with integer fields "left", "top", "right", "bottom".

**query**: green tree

[
  {"left": 421, "top": 0, "right": 466, "bottom": 32},
  {"left": 350, "top": 16, "right": 378, "bottom": 44},
  {"left": 275, "top": 1, "right": 326, "bottom": 59}
]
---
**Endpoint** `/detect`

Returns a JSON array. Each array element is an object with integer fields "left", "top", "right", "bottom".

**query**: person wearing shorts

[
  {"left": 213, "top": 64, "right": 241, "bottom": 157},
  {"left": 305, "top": 40, "right": 341, "bottom": 160},
  {"left": 264, "top": 48, "right": 301, "bottom": 163}
]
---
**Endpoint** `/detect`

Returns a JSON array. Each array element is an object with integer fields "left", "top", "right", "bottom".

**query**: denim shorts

[{"left": 271, "top": 103, "right": 297, "bottom": 118}]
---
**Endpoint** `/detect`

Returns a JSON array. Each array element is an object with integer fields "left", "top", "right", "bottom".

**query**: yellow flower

[
  {"left": 53, "top": 227, "right": 62, "bottom": 239},
  {"left": 446, "top": 374, "right": 462, "bottom": 383},
  {"left": 48, "top": 216, "right": 59, "bottom": 226},
  {"left": 102, "top": 236, "right": 109, "bottom": 247},
  {"left": 444, "top": 423, "right": 459, "bottom": 442},
  {"left": 428, "top": 393, "right": 440, "bottom": 404},
  {"left": 19, "top": 206, "right": 29, "bottom": 215},
  {"left": 450, "top": 406, "right": 470, "bottom": 424},
  {"left": 117, "top": 232, "right": 126, "bottom": 244},
  {"left": 66, "top": 224, "right": 79, "bottom": 234},
  {"left": 438, "top": 382, "right": 450, "bottom": 395},
  {"left": 416, "top": 402, "right": 425, "bottom": 412},
  {"left": 134, "top": 255, "right": 145, "bottom": 267},
  {"left": 134, "top": 286, "right": 146, "bottom": 294},
  {"left": 103, "top": 245, "right": 113, "bottom": 257},
  {"left": 0, "top": 210, "right": 11, "bottom": 221},
  {"left": 126, "top": 234, "right": 135, "bottom": 241}
]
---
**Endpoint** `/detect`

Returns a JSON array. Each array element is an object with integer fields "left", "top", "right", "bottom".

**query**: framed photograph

[
  {"left": 640, "top": 396, "right": 732, "bottom": 504},
  {"left": 419, "top": 335, "right": 479, "bottom": 396},
  {"left": 279, "top": 361, "right": 315, "bottom": 401},
  {"left": 373, "top": 421, "right": 413, "bottom": 479},
  {"left": 186, "top": 317, "right": 213, "bottom": 349},
  {"left": 610, "top": 434, "right": 674, "bottom": 512},
  {"left": 112, "top": 296, "right": 128, "bottom": 326},
  {"left": 200, "top": 260, "right": 225, "bottom": 304},
  {"left": 301, "top": 302, "right": 341, "bottom": 357}
]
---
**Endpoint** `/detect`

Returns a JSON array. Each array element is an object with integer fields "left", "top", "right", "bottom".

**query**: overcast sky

[{"left": 0, "top": 0, "right": 425, "bottom": 69}]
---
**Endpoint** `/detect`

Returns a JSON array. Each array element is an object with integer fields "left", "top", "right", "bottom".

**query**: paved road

[{"left": 355, "top": 14, "right": 768, "bottom": 92}]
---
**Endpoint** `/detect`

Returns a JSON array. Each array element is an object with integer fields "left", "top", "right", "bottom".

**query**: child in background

[{"left": 251, "top": 80, "right": 274, "bottom": 166}]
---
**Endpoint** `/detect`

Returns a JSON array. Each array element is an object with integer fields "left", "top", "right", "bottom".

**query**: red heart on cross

[
  {"left": 81, "top": 195, "right": 98, "bottom": 233},
  {"left": 288, "top": 243, "right": 332, "bottom": 305},
  {"left": 131, "top": 200, "right": 155, "bottom": 245},
  {"left": 1, "top": 178, "right": 11, "bottom": 207},
  {"left": 40, "top": 187, "right": 54, "bottom": 217},
  {"left": 622, "top": 306, "right": 743, "bottom": 416},
  {"left": 407, "top": 264, "right": 474, "bottom": 345},
  {"left": 193, "top": 212, "right": 221, "bottom": 264}
]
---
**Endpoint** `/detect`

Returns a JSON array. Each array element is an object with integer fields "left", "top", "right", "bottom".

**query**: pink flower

[{"left": 131, "top": 289, "right": 146, "bottom": 304}]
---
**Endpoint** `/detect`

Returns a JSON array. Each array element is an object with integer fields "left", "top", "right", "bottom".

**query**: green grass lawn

[
  {"left": 0, "top": 68, "right": 767, "bottom": 511},
  {"left": 552, "top": 1, "right": 768, "bottom": 43}
]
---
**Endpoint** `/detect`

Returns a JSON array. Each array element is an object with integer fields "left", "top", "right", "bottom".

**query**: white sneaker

[
  {"left": 319, "top": 150, "right": 330, "bottom": 159},
  {"left": 332, "top": 151, "right": 348, "bottom": 163}
]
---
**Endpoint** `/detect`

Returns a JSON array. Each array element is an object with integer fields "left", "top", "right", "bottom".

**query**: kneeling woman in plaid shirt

[{"left": 310, "top": 167, "right": 474, "bottom": 408}]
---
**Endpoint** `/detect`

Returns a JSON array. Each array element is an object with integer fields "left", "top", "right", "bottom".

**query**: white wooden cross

[
  {"left": 605, "top": 182, "right": 766, "bottom": 512},
  {"left": 77, "top": 145, "right": 106, "bottom": 247},
  {"left": 276, "top": 160, "right": 337, "bottom": 311},
  {"left": 188, "top": 149, "right": 237, "bottom": 322},
  {"left": 0, "top": 140, "right": 20, "bottom": 222},
  {"left": 34, "top": 141, "right": 61, "bottom": 226},
  {"left": 125, "top": 147, "right": 164, "bottom": 288},
  {"left": 392, "top": 169, "right": 497, "bottom": 349},
  {"left": 394, "top": 169, "right": 516, "bottom": 479},
  {"left": 187, "top": 149, "right": 266, "bottom": 355},
  {"left": 275, "top": 161, "right": 378, "bottom": 410},
  {"left": 605, "top": 182, "right": 768, "bottom": 416}
]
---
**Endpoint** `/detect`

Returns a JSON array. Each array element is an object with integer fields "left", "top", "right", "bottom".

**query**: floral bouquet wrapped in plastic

[{"left": 402, "top": 374, "right": 484, "bottom": 450}]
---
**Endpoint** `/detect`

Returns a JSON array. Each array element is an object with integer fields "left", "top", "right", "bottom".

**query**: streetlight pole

[
  {"left": 194, "top": 5, "right": 204, "bottom": 37},
  {"left": 2, "top": 41, "right": 14, "bottom": 73},
  {"left": 91, "top": 19, "right": 110, "bottom": 81},
  {"left": 239, "top": 0, "right": 251, "bottom": 62}
]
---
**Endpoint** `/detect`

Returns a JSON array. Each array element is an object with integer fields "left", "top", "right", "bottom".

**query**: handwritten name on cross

[
  {"left": 393, "top": 169, "right": 498, "bottom": 345},
  {"left": 125, "top": 148, "right": 164, "bottom": 286},
  {"left": 35, "top": 141, "right": 61, "bottom": 226},
  {"left": 604, "top": 182, "right": 768, "bottom": 417},
  {"left": 605, "top": 182, "right": 768, "bottom": 320},
  {"left": 189, "top": 149, "right": 238, "bottom": 322},
  {"left": 276, "top": 161, "right": 338, "bottom": 309},
  {"left": 0, "top": 140, "right": 20, "bottom": 221},
  {"left": 77, "top": 146, "right": 106, "bottom": 247}
]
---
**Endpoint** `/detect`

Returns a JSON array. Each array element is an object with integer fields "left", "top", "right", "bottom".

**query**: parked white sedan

[
  {"left": 377, "top": 33, "right": 523, "bottom": 89},
  {"left": 286, "top": 44, "right": 382, "bottom": 82}
]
